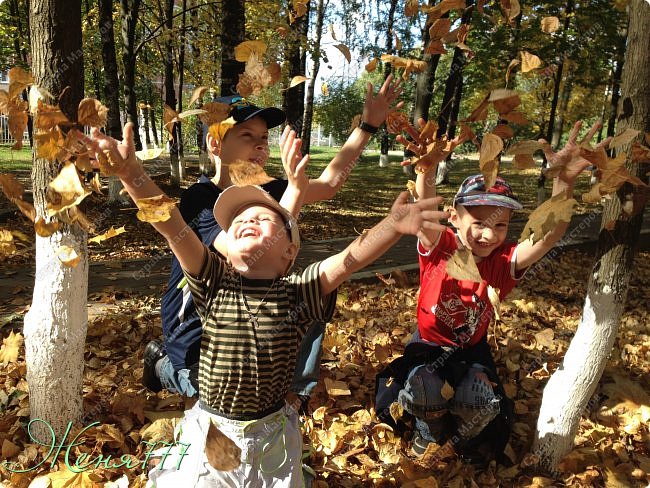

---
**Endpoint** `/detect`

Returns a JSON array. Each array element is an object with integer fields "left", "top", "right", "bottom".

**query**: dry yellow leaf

[
  {"left": 56, "top": 245, "right": 81, "bottom": 268},
  {"left": 2, "top": 439, "right": 20, "bottom": 459},
  {"left": 48, "top": 462, "right": 103, "bottom": 488},
  {"left": 480, "top": 158, "right": 499, "bottom": 190},
  {"left": 487, "top": 285, "right": 501, "bottom": 320},
  {"left": 8, "top": 67, "right": 33, "bottom": 100},
  {"left": 403, "top": 477, "right": 439, "bottom": 488},
  {"left": 289, "top": 75, "right": 309, "bottom": 88},
  {"left": 405, "top": 0, "right": 420, "bottom": 16},
  {"left": 0, "top": 331, "right": 23, "bottom": 364},
  {"left": 479, "top": 133, "right": 503, "bottom": 165},
  {"left": 506, "top": 140, "right": 544, "bottom": 155},
  {"left": 205, "top": 420, "right": 241, "bottom": 471},
  {"left": 208, "top": 117, "right": 237, "bottom": 142},
  {"left": 335, "top": 44, "right": 351, "bottom": 63},
  {"left": 47, "top": 163, "right": 91, "bottom": 215},
  {"left": 8, "top": 108, "right": 28, "bottom": 150},
  {"left": 389, "top": 402, "right": 403, "bottom": 423},
  {"left": 467, "top": 97, "right": 490, "bottom": 122},
  {"left": 88, "top": 226, "right": 126, "bottom": 244},
  {"left": 229, "top": 160, "right": 274, "bottom": 186},
  {"left": 78, "top": 98, "right": 108, "bottom": 126},
  {"left": 505, "top": 58, "right": 520, "bottom": 84},
  {"left": 446, "top": 247, "right": 483, "bottom": 282},
  {"left": 489, "top": 88, "right": 521, "bottom": 114},
  {"left": 512, "top": 153, "right": 536, "bottom": 170},
  {"left": 34, "top": 99, "right": 70, "bottom": 130},
  {"left": 609, "top": 128, "right": 640, "bottom": 149},
  {"left": 188, "top": 86, "right": 209, "bottom": 107},
  {"left": 0, "top": 174, "right": 24, "bottom": 200},
  {"left": 34, "top": 216, "right": 61, "bottom": 237},
  {"left": 365, "top": 58, "right": 378, "bottom": 72},
  {"left": 324, "top": 377, "right": 351, "bottom": 396},
  {"left": 199, "top": 102, "right": 231, "bottom": 126},
  {"left": 535, "top": 328, "right": 555, "bottom": 349},
  {"left": 440, "top": 381, "right": 455, "bottom": 400},
  {"left": 541, "top": 16, "right": 560, "bottom": 33},
  {"left": 521, "top": 51, "right": 542, "bottom": 72},
  {"left": 35, "top": 127, "right": 66, "bottom": 162},
  {"left": 493, "top": 124, "right": 514, "bottom": 140},
  {"left": 0, "top": 229, "right": 16, "bottom": 256},
  {"left": 135, "top": 148, "right": 164, "bottom": 161},
  {"left": 135, "top": 195, "right": 177, "bottom": 223},
  {"left": 234, "top": 40, "right": 267, "bottom": 62},
  {"left": 429, "top": 18, "right": 452, "bottom": 40},
  {"left": 519, "top": 192, "right": 577, "bottom": 243},
  {"left": 501, "top": 110, "right": 529, "bottom": 125},
  {"left": 0, "top": 330, "right": 23, "bottom": 364},
  {"left": 582, "top": 183, "right": 605, "bottom": 204},
  {"left": 406, "top": 180, "right": 418, "bottom": 200}
]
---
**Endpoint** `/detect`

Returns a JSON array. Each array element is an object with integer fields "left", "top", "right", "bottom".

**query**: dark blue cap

[{"left": 214, "top": 95, "right": 285, "bottom": 129}]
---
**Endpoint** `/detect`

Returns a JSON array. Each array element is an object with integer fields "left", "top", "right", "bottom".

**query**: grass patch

[{"left": 0, "top": 145, "right": 33, "bottom": 171}]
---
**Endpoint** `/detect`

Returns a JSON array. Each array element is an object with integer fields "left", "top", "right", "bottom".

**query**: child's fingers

[
  {"left": 123, "top": 122, "right": 135, "bottom": 149},
  {"left": 567, "top": 120, "right": 582, "bottom": 144},
  {"left": 581, "top": 120, "right": 601, "bottom": 145},
  {"left": 595, "top": 136, "right": 612, "bottom": 150},
  {"left": 420, "top": 221, "right": 448, "bottom": 233},
  {"left": 295, "top": 154, "right": 309, "bottom": 175}
]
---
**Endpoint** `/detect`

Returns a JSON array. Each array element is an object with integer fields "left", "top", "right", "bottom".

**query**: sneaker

[
  {"left": 411, "top": 432, "right": 432, "bottom": 456},
  {"left": 142, "top": 340, "right": 165, "bottom": 392}
]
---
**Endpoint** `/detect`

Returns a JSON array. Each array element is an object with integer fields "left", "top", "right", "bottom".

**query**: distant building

[{"left": 0, "top": 70, "right": 8, "bottom": 91}]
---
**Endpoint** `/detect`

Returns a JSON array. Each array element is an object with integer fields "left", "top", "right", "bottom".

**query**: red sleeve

[
  {"left": 418, "top": 228, "right": 455, "bottom": 284},
  {"left": 483, "top": 242, "right": 519, "bottom": 300}
]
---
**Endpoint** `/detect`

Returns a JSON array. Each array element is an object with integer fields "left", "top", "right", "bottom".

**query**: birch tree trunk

[
  {"left": 301, "top": 0, "right": 325, "bottom": 154},
  {"left": 533, "top": 0, "right": 650, "bottom": 472},
  {"left": 24, "top": 0, "right": 88, "bottom": 441}
]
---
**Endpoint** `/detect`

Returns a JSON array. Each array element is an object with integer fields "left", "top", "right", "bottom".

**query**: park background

[{"left": 0, "top": 0, "right": 649, "bottom": 486}]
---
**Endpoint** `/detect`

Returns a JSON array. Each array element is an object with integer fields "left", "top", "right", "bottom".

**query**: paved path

[{"left": 1, "top": 210, "right": 649, "bottom": 306}]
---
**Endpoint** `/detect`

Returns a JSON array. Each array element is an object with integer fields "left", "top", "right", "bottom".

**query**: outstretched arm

[
  {"left": 516, "top": 120, "right": 611, "bottom": 270},
  {"left": 303, "top": 74, "right": 403, "bottom": 204},
  {"left": 318, "top": 193, "right": 449, "bottom": 296},
  {"left": 87, "top": 123, "right": 206, "bottom": 276}
]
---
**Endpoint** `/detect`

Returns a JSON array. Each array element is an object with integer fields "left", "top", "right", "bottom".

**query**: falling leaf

[
  {"left": 446, "top": 247, "right": 483, "bottom": 282},
  {"left": 365, "top": 58, "right": 378, "bottom": 72},
  {"left": 97, "top": 147, "right": 128, "bottom": 176},
  {"left": 56, "top": 245, "right": 81, "bottom": 268},
  {"left": 89, "top": 226, "right": 126, "bottom": 244},
  {"left": 77, "top": 98, "right": 108, "bottom": 126},
  {"left": 348, "top": 114, "right": 362, "bottom": 134},
  {"left": 47, "top": 163, "right": 92, "bottom": 215},
  {"left": 8, "top": 67, "right": 34, "bottom": 100},
  {"left": 229, "top": 160, "right": 274, "bottom": 186},
  {"left": 266, "top": 62, "right": 282, "bottom": 85},
  {"left": 421, "top": 0, "right": 466, "bottom": 19},
  {"left": 502, "top": 0, "right": 521, "bottom": 20},
  {"left": 292, "top": 0, "right": 309, "bottom": 19},
  {"left": 135, "top": 148, "right": 164, "bottom": 160},
  {"left": 0, "top": 228, "right": 17, "bottom": 256},
  {"left": 521, "top": 51, "right": 542, "bottom": 72},
  {"left": 8, "top": 105, "right": 28, "bottom": 150},
  {"left": 335, "top": 44, "right": 352, "bottom": 63},
  {"left": 162, "top": 104, "right": 179, "bottom": 139},
  {"left": 489, "top": 88, "right": 521, "bottom": 114},
  {"left": 513, "top": 154, "right": 536, "bottom": 169},
  {"left": 394, "top": 32, "right": 403, "bottom": 51},
  {"left": 234, "top": 40, "right": 267, "bottom": 62},
  {"left": 501, "top": 111, "right": 529, "bottom": 125},
  {"left": 289, "top": 76, "right": 309, "bottom": 88},
  {"left": 13, "top": 199, "right": 36, "bottom": 222},
  {"left": 479, "top": 133, "right": 504, "bottom": 164},
  {"left": 507, "top": 140, "right": 544, "bottom": 155},
  {"left": 429, "top": 18, "right": 452, "bottom": 40},
  {"left": 178, "top": 108, "right": 208, "bottom": 120},
  {"left": 204, "top": 420, "right": 241, "bottom": 471},
  {"left": 188, "top": 86, "right": 209, "bottom": 107},
  {"left": 541, "top": 16, "right": 560, "bottom": 33},
  {"left": 34, "top": 99, "right": 70, "bottom": 130},
  {"left": 535, "top": 328, "right": 555, "bottom": 349},
  {"left": 405, "top": 0, "right": 420, "bottom": 16},
  {"left": 0, "top": 174, "right": 24, "bottom": 200},
  {"left": 324, "top": 377, "right": 351, "bottom": 396},
  {"left": 505, "top": 58, "right": 520, "bottom": 84},
  {"left": 425, "top": 39, "right": 447, "bottom": 55},
  {"left": 135, "top": 195, "right": 177, "bottom": 223},
  {"left": 487, "top": 285, "right": 501, "bottom": 320},
  {"left": 609, "top": 128, "right": 640, "bottom": 149},
  {"left": 380, "top": 54, "right": 427, "bottom": 79},
  {"left": 519, "top": 192, "right": 577, "bottom": 243},
  {"left": 467, "top": 97, "right": 490, "bottom": 122},
  {"left": 481, "top": 158, "right": 500, "bottom": 190},
  {"left": 389, "top": 402, "right": 404, "bottom": 423},
  {"left": 441, "top": 381, "right": 455, "bottom": 400},
  {"left": 329, "top": 23, "right": 338, "bottom": 40},
  {"left": 34, "top": 216, "right": 61, "bottom": 237},
  {"left": 208, "top": 117, "right": 237, "bottom": 142},
  {"left": 492, "top": 124, "right": 514, "bottom": 139},
  {"left": 321, "top": 82, "right": 329, "bottom": 97},
  {"left": 582, "top": 183, "right": 606, "bottom": 204},
  {"left": 406, "top": 180, "right": 418, "bottom": 199},
  {"left": 198, "top": 102, "right": 231, "bottom": 126},
  {"left": 385, "top": 111, "right": 411, "bottom": 135},
  {"left": 35, "top": 127, "right": 66, "bottom": 161}
]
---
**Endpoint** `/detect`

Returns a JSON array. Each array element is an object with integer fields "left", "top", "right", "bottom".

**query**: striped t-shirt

[{"left": 183, "top": 249, "right": 336, "bottom": 419}]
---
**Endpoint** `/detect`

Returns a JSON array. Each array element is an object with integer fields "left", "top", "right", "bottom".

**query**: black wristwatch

[{"left": 358, "top": 121, "right": 379, "bottom": 134}]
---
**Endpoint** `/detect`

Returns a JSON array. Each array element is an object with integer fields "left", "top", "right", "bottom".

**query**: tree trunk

[
  {"left": 177, "top": 0, "right": 187, "bottom": 162},
  {"left": 190, "top": 0, "right": 209, "bottom": 168},
  {"left": 164, "top": 0, "right": 183, "bottom": 185},
  {"left": 301, "top": 0, "right": 326, "bottom": 154},
  {"left": 550, "top": 65, "right": 575, "bottom": 149},
  {"left": 282, "top": 2, "right": 310, "bottom": 133},
  {"left": 100, "top": 0, "right": 127, "bottom": 203},
  {"left": 219, "top": 0, "right": 245, "bottom": 96},
  {"left": 533, "top": 0, "right": 650, "bottom": 473},
  {"left": 380, "top": 0, "right": 398, "bottom": 169},
  {"left": 120, "top": 0, "right": 143, "bottom": 150},
  {"left": 607, "top": 34, "right": 627, "bottom": 140},
  {"left": 25, "top": 0, "right": 88, "bottom": 441}
]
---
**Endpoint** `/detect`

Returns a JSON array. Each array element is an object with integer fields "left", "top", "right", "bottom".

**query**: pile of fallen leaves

[{"left": 0, "top": 249, "right": 648, "bottom": 487}]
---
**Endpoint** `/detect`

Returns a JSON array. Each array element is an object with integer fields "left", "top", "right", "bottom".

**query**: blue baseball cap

[
  {"left": 454, "top": 174, "right": 523, "bottom": 210},
  {"left": 214, "top": 95, "right": 285, "bottom": 129}
]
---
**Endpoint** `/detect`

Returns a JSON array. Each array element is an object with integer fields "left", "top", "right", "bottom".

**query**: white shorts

[{"left": 146, "top": 402, "right": 305, "bottom": 488}]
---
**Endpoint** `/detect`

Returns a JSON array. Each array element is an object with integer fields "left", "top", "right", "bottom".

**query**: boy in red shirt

[{"left": 376, "top": 121, "right": 609, "bottom": 463}]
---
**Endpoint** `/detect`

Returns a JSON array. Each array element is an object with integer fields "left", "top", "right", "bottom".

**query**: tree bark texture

[
  {"left": 25, "top": 0, "right": 88, "bottom": 441},
  {"left": 219, "top": 0, "right": 245, "bottom": 96},
  {"left": 380, "top": 0, "right": 398, "bottom": 165},
  {"left": 164, "top": 0, "right": 183, "bottom": 185},
  {"left": 533, "top": 0, "right": 650, "bottom": 473},
  {"left": 282, "top": 2, "right": 310, "bottom": 133},
  {"left": 120, "top": 0, "right": 143, "bottom": 150},
  {"left": 301, "top": 0, "right": 326, "bottom": 153}
]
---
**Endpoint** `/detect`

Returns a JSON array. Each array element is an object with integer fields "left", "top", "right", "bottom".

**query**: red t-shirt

[{"left": 417, "top": 228, "right": 521, "bottom": 348}]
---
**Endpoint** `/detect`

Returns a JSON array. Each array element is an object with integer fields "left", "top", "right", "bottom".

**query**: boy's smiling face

[
  {"left": 227, "top": 204, "right": 296, "bottom": 275},
  {"left": 450, "top": 204, "right": 512, "bottom": 260},
  {"left": 216, "top": 117, "right": 270, "bottom": 167}
]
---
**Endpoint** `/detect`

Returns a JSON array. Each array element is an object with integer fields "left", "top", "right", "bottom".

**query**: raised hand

[
  {"left": 539, "top": 120, "right": 611, "bottom": 187},
  {"left": 85, "top": 122, "right": 137, "bottom": 177},
  {"left": 397, "top": 118, "right": 463, "bottom": 174},
  {"left": 279, "top": 125, "right": 310, "bottom": 193},
  {"left": 362, "top": 74, "right": 404, "bottom": 128},
  {"left": 390, "top": 193, "right": 449, "bottom": 236}
]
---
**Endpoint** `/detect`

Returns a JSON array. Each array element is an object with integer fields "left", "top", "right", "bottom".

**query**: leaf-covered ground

[{"left": 1, "top": 249, "right": 648, "bottom": 487}]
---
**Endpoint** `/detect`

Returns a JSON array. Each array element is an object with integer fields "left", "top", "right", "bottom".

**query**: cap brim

[
  {"left": 455, "top": 194, "right": 523, "bottom": 210},
  {"left": 213, "top": 185, "right": 300, "bottom": 248},
  {"left": 235, "top": 107, "right": 286, "bottom": 129}
]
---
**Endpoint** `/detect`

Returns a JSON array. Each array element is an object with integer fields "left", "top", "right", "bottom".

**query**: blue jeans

[{"left": 159, "top": 322, "right": 326, "bottom": 399}]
